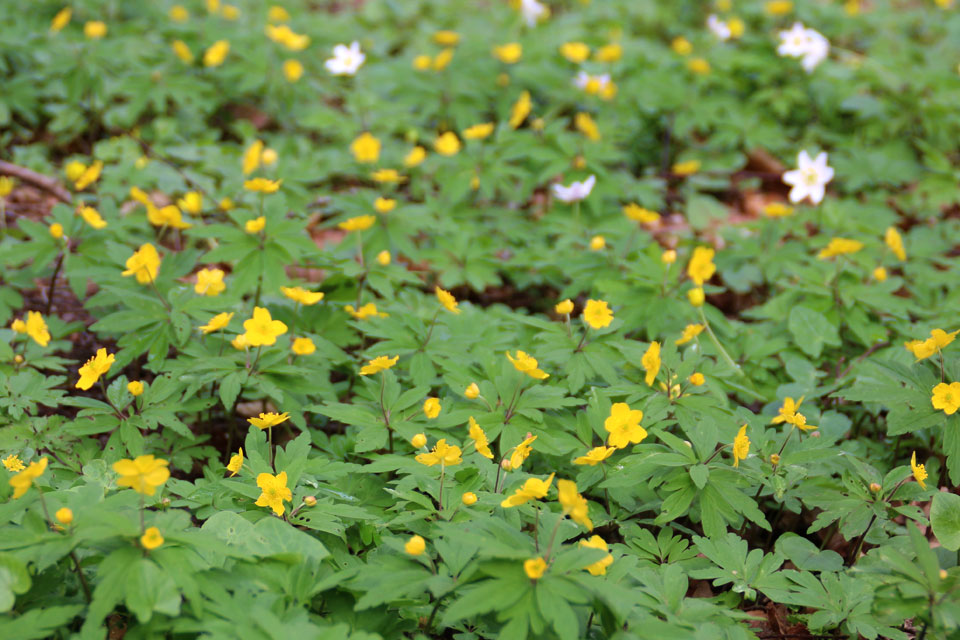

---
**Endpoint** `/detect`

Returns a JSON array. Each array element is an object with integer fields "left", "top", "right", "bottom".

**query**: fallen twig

[{"left": 0, "top": 160, "right": 72, "bottom": 204}]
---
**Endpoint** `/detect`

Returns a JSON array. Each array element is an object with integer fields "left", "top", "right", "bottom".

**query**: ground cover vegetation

[{"left": 2, "top": 0, "right": 960, "bottom": 638}]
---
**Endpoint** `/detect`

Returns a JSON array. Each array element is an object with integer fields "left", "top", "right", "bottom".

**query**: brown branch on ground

[{"left": 0, "top": 160, "right": 72, "bottom": 204}]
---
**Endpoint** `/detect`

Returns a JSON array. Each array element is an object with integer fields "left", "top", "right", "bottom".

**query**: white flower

[
  {"left": 520, "top": 0, "right": 548, "bottom": 27},
  {"left": 707, "top": 15, "right": 731, "bottom": 41},
  {"left": 782, "top": 151, "right": 834, "bottom": 205},
  {"left": 325, "top": 41, "right": 365, "bottom": 76},
  {"left": 552, "top": 175, "right": 596, "bottom": 203},
  {"left": 777, "top": 23, "right": 829, "bottom": 72}
]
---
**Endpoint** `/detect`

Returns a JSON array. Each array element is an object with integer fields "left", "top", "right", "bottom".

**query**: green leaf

[
  {"left": 931, "top": 492, "right": 960, "bottom": 552},
  {"left": 787, "top": 307, "right": 839, "bottom": 358}
]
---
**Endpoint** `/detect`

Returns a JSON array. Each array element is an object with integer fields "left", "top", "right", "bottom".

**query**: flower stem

[{"left": 698, "top": 307, "right": 741, "bottom": 376}]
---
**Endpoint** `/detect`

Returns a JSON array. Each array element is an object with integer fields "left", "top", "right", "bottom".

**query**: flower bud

[
  {"left": 555, "top": 299, "right": 574, "bottom": 315},
  {"left": 869, "top": 482, "right": 881, "bottom": 493},
  {"left": 261, "top": 148, "right": 278, "bottom": 165},
  {"left": 411, "top": 433, "right": 427, "bottom": 448},
  {"left": 688, "top": 287, "right": 705, "bottom": 307},
  {"left": 55, "top": 507, "right": 73, "bottom": 525},
  {"left": 49, "top": 223, "right": 64, "bottom": 239},
  {"left": 770, "top": 453, "right": 781, "bottom": 465},
  {"left": 303, "top": 496, "right": 317, "bottom": 507},
  {"left": 689, "top": 372, "right": 705, "bottom": 386},
  {"left": 589, "top": 235, "right": 606, "bottom": 251},
  {"left": 464, "top": 383, "right": 480, "bottom": 399},
  {"left": 404, "top": 534, "right": 426, "bottom": 556},
  {"left": 461, "top": 492, "right": 477, "bottom": 506},
  {"left": 376, "top": 250, "right": 391, "bottom": 266},
  {"left": 501, "top": 458, "right": 513, "bottom": 471},
  {"left": 127, "top": 381, "right": 144, "bottom": 396},
  {"left": 661, "top": 249, "right": 677, "bottom": 264}
]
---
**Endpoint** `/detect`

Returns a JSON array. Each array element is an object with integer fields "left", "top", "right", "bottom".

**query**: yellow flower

[
  {"left": 374, "top": 197, "right": 396, "bottom": 214},
  {"left": 771, "top": 396, "right": 803, "bottom": 424},
  {"left": 171, "top": 40, "right": 195, "bottom": 64},
  {"left": 765, "top": 0, "right": 794, "bottom": 15},
  {"left": 688, "top": 287, "right": 705, "bottom": 307},
  {"left": 662, "top": 249, "right": 677, "bottom": 264},
  {"left": 221, "top": 4, "right": 240, "bottom": 19},
  {"left": 339, "top": 215, "right": 376, "bottom": 232},
  {"left": 885, "top": 227, "right": 906, "bottom": 261},
  {"left": 762, "top": 202, "right": 794, "bottom": 217},
  {"left": 932, "top": 382, "right": 960, "bottom": 415},
  {"left": 225, "top": 448, "right": 243, "bottom": 477},
  {"left": 434, "top": 132, "right": 461, "bottom": 156},
  {"left": 770, "top": 453, "right": 781, "bottom": 466},
  {"left": 177, "top": 192, "right": 202, "bottom": 215},
  {"left": 351, "top": 133, "right": 381, "bottom": 164},
  {"left": 255, "top": 471, "right": 292, "bottom": 516},
  {"left": 728, "top": 17, "right": 745, "bottom": 38},
  {"left": 463, "top": 123, "right": 495, "bottom": 140},
  {"left": 51, "top": 7, "right": 72, "bottom": 32},
  {"left": 204, "top": 40, "right": 230, "bottom": 67},
  {"left": 910, "top": 451, "right": 928, "bottom": 490},
  {"left": 169, "top": 5, "right": 189, "bottom": 21},
  {"left": 524, "top": 557, "right": 547, "bottom": 580},
  {"left": 818, "top": 238, "right": 864, "bottom": 259},
  {"left": 65, "top": 161, "right": 87, "bottom": 183},
  {"left": 140, "top": 527, "right": 164, "bottom": 550},
  {"left": 687, "top": 58, "right": 710, "bottom": 75},
  {"left": 560, "top": 41, "right": 590, "bottom": 63},
  {"left": 411, "top": 433, "right": 427, "bottom": 448},
  {"left": 575, "top": 112, "right": 600, "bottom": 141},
  {"left": 346, "top": 302, "right": 387, "bottom": 320},
  {"left": 245, "top": 216, "right": 266, "bottom": 234},
  {"left": 122, "top": 243, "right": 161, "bottom": 284},
  {"left": 265, "top": 24, "right": 310, "bottom": 50},
  {"left": 582, "top": 299, "right": 613, "bottom": 330},
  {"left": 465, "top": 382, "right": 480, "bottom": 399},
  {"left": 84, "top": 21, "right": 107, "bottom": 39},
  {"left": 243, "top": 140, "right": 263, "bottom": 175},
  {"left": 506, "top": 350, "right": 549, "bottom": 380},
  {"left": 415, "top": 439, "right": 463, "bottom": 467},
  {"left": 605, "top": 403, "right": 647, "bottom": 449},
  {"left": 509, "top": 91, "right": 532, "bottom": 129},
  {"left": 268, "top": 6, "right": 290, "bottom": 22},
  {"left": 77, "top": 206, "right": 107, "bottom": 229},
  {"left": 596, "top": 42, "right": 622, "bottom": 61},
  {"left": 376, "top": 250, "right": 391, "bottom": 265},
  {"left": 292, "top": 337, "right": 316, "bottom": 356},
  {"left": 555, "top": 299, "right": 574, "bottom": 315},
  {"left": 55, "top": 507, "right": 73, "bottom": 525},
  {"left": 219, "top": 197, "right": 234, "bottom": 211},
  {"left": 557, "top": 479, "right": 592, "bottom": 530},
  {"left": 242, "top": 307, "right": 288, "bottom": 346},
  {"left": 194, "top": 268, "right": 225, "bottom": 296},
  {"left": 49, "top": 223, "right": 64, "bottom": 239},
  {"left": 200, "top": 312, "right": 234, "bottom": 334},
  {"left": 687, "top": 247, "right": 716, "bottom": 285},
  {"left": 501, "top": 473, "right": 554, "bottom": 507},
  {"left": 405, "top": 534, "right": 426, "bottom": 555},
  {"left": 508, "top": 434, "right": 537, "bottom": 469},
  {"left": 283, "top": 58, "right": 303, "bottom": 81},
  {"left": 74, "top": 161, "right": 103, "bottom": 190},
  {"left": 493, "top": 43, "right": 522, "bottom": 64},
  {"left": 372, "top": 168, "right": 406, "bottom": 183},
  {"left": 689, "top": 372, "right": 705, "bottom": 386},
  {"left": 573, "top": 446, "right": 615, "bottom": 466},
  {"left": 785, "top": 412, "right": 815, "bottom": 431},
  {"left": 732, "top": 425, "right": 750, "bottom": 467},
  {"left": 413, "top": 54, "right": 432, "bottom": 70},
  {"left": 433, "top": 48, "right": 454, "bottom": 71},
  {"left": 113, "top": 455, "right": 170, "bottom": 496},
  {"left": 9, "top": 457, "right": 47, "bottom": 499},
  {"left": 244, "top": 178, "right": 282, "bottom": 193},
  {"left": 588, "top": 235, "right": 605, "bottom": 252},
  {"left": 0, "top": 176, "right": 13, "bottom": 198},
  {"left": 404, "top": 146, "right": 427, "bottom": 168},
  {"left": 127, "top": 381, "right": 144, "bottom": 396},
  {"left": 579, "top": 536, "right": 614, "bottom": 575},
  {"left": 281, "top": 286, "right": 325, "bottom": 305},
  {"left": 641, "top": 341, "right": 661, "bottom": 386},
  {"left": 468, "top": 417, "right": 493, "bottom": 459},
  {"left": 676, "top": 323, "right": 705, "bottom": 345},
  {"left": 435, "top": 286, "right": 460, "bottom": 314},
  {"left": 3, "top": 454, "right": 25, "bottom": 472},
  {"left": 423, "top": 397, "right": 442, "bottom": 419},
  {"left": 461, "top": 492, "right": 478, "bottom": 506},
  {"left": 905, "top": 329, "right": 958, "bottom": 361},
  {"left": 873, "top": 266, "right": 888, "bottom": 282},
  {"left": 249, "top": 412, "right": 290, "bottom": 430},
  {"left": 623, "top": 203, "right": 660, "bottom": 224},
  {"left": 359, "top": 355, "right": 399, "bottom": 375},
  {"left": 671, "top": 36, "right": 693, "bottom": 56},
  {"left": 18, "top": 311, "right": 51, "bottom": 347},
  {"left": 262, "top": 148, "right": 278, "bottom": 165},
  {"left": 76, "top": 348, "right": 115, "bottom": 390}
]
